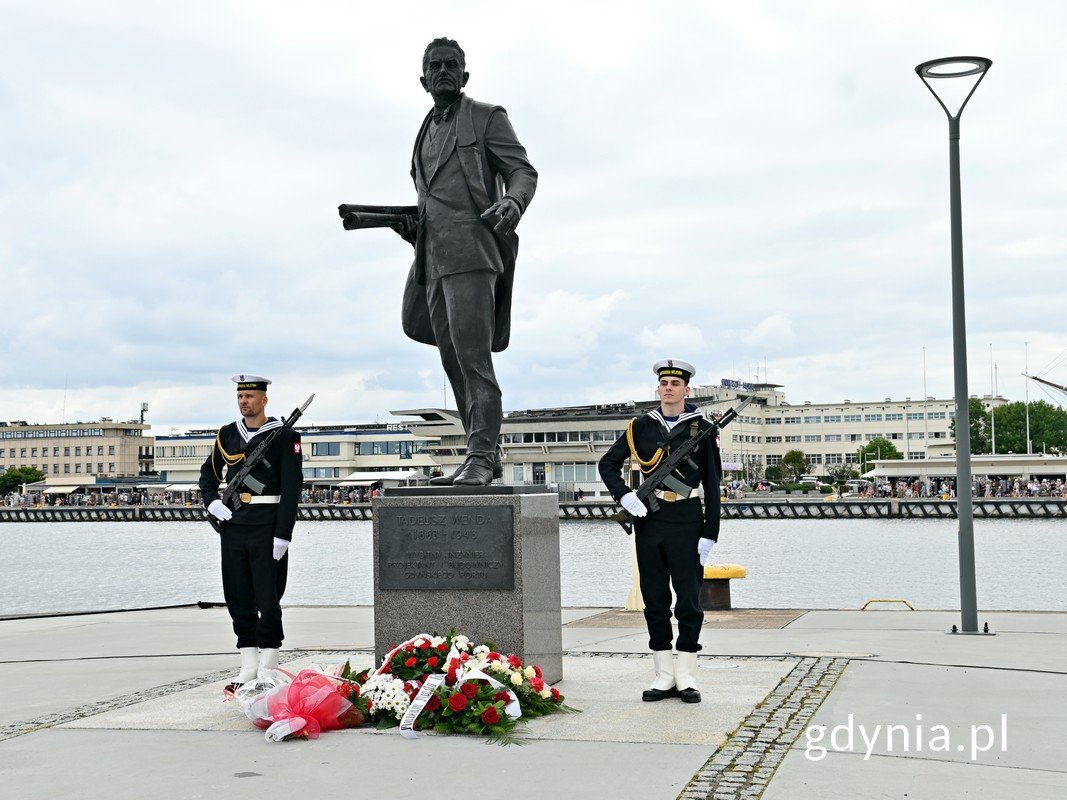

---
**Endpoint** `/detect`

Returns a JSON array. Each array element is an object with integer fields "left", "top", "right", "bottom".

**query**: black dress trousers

[
  {"left": 220, "top": 522, "right": 288, "bottom": 649},
  {"left": 634, "top": 504, "right": 705, "bottom": 653}
]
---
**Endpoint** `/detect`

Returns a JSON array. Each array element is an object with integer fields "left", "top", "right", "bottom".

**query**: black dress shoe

[
  {"left": 453, "top": 461, "right": 494, "bottom": 486},
  {"left": 679, "top": 687, "right": 702, "bottom": 704},
  {"left": 429, "top": 472, "right": 456, "bottom": 486},
  {"left": 642, "top": 685, "right": 680, "bottom": 702}
]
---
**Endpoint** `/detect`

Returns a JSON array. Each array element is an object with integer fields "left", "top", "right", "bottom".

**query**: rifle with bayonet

[
  {"left": 207, "top": 394, "right": 315, "bottom": 533},
  {"left": 610, "top": 394, "right": 755, "bottom": 535}
]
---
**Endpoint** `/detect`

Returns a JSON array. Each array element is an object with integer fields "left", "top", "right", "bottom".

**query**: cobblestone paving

[
  {"left": 1, "top": 644, "right": 848, "bottom": 800},
  {"left": 678, "top": 656, "right": 849, "bottom": 800},
  {"left": 0, "top": 648, "right": 363, "bottom": 741}
]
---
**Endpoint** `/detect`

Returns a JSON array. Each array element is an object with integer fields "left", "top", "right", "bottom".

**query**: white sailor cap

[
  {"left": 232, "top": 374, "right": 272, "bottom": 391},
  {"left": 653, "top": 359, "right": 696, "bottom": 383}
]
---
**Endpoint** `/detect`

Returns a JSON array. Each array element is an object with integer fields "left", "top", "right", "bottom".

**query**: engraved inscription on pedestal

[{"left": 377, "top": 505, "right": 514, "bottom": 590}]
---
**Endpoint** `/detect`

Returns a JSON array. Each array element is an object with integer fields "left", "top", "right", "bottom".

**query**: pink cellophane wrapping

[{"left": 237, "top": 669, "right": 353, "bottom": 742}]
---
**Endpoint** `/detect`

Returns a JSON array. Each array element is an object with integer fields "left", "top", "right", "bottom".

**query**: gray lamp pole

[{"left": 915, "top": 56, "right": 992, "bottom": 635}]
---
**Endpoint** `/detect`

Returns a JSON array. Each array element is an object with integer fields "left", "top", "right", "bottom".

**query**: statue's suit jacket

[{"left": 402, "top": 94, "right": 537, "bottom": 352}]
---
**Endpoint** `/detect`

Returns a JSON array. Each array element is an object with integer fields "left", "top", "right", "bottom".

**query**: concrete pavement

[{"left": 1, "top": 605, "right": 1063, "bottom": 799}]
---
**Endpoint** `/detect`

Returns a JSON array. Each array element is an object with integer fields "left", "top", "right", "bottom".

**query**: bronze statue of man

[{"left": 401, "top": 38, "right": 538, "bottom": 486}]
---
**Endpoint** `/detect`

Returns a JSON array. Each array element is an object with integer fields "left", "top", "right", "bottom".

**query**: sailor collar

[
  {"left": 236, "top": 416, "right": 282, "bottom": 443},
  {"left": 648, "top": 404, "right": 702, "bottom": 433}
]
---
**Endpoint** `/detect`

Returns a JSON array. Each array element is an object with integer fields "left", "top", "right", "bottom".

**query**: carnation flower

[
  {"left": 510, "top": 672, "right": 523, "bottom": 687},
  {"left": 508, "top": 655, "right": 522, "bottom": 669},
  {"left": 539, "top": 688, "right": 552, "bottom": 700},
  {"left": 550, "top": 688, "right": 562, "bottom": 702},
  {"left": 523, "top": 666, "right": 536, "bottom": 680},
  {"left": 473, "top": 644, "right": 490, "bottom": 658},
  {"left": 530, "top": 677, "right": 544, "bottom": 693},
  {"left": 489, "top": 660, "right": 507, "bottom": 674}
]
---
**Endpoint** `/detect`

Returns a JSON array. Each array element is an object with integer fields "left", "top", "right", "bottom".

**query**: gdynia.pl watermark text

[{"left": 805, "top": 714, "right": 1008, "bottom": 762}]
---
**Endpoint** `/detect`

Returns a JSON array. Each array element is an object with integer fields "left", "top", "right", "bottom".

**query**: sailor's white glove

[
  {"left": 697, "top": 537, "right": 716, "bottom": 565},
  {"left": 208, "top": 499, "right": 233, "bottom": 521},
  {"left": 273, "top": 538, "right": 289, "bottom": 561},
  {"left": 620, "top": 492, "right": 648, "bottom": 518}
]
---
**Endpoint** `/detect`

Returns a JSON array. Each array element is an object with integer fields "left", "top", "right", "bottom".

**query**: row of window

[
  {"left": 355, "top": 441, "right": 433, "bottom": 456},
  {"left": 2, "top": 445, "right": 116, "bottom": 458},
  {"left": 553, "top": 462, "right": 600, "bottom": 482},
  {"left": 0, "top": 427, "right": 106, "bottom": 439},
  {"left": 304, "top": 467, "right": 342, "bottom": 478},
  {"left": 2, "top": 463, "right": 117, "bottom": 475},
  {"left": 501, "top": 430, "right": 624, "bottom": 444},
  {"left": 764, "top": 431, "right": 950, "bottom": 444},
  {"left": 156, "top": 440, "right": 436, "bottom": 460},
  {"left": 764, "top": 412, "right": 947, "bottom": 424}
]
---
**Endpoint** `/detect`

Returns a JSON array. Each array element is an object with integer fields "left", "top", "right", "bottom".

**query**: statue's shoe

[{"left": 453, "top": 462, "right": 495, "bottom": 486}]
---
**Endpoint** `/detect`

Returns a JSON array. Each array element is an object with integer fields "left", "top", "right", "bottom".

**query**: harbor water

[{"left": 0, "top": 518, "right": 1063, "bottom": 616}]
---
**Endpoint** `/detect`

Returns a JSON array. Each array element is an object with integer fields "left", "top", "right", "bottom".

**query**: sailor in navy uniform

[
  {"left": 598, "top": 360, "right": 722, "bottom": 703},
  {"left": 199, "top": 375, "right": 303, "bottom": 686}
]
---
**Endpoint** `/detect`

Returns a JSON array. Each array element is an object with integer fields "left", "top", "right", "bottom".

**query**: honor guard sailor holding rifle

[
  {"left": 199, "top": 375, "right": 304, "bottom": 689},
  {"left": 598, "top": 360, "right": 723, "bottom": 703}
]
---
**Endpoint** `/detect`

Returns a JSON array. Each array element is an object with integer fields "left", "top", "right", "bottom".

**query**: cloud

[
  {"left": 0, "top": 0, "right": 1064, "bottom": 430},
  {"left": 637, "top": 324, "right": 706, "bottom": 354},
  {"left": 743, "top": 315, "right": 796, "bottom": 348}
]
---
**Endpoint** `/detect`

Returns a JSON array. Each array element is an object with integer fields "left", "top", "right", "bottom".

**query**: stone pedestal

[{"left": 372, "top": 486, "right": 563, "bottom": 684}]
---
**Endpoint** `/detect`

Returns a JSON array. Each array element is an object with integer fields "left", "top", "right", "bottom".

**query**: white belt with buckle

[
  {"left": 653, "top": 488, "right": 692, "bottom": 502},
  {"left": 241, "top": 494, "right": 281, "bottom": 505}
]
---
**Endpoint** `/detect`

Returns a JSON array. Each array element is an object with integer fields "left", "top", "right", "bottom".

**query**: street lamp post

[{"left": 915, "top": 56, "right": 992, "bottom": 635}]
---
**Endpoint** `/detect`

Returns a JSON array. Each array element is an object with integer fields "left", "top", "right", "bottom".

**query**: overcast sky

[{"left": 2, "top": 0, "right": 1064, "bottom": 432}]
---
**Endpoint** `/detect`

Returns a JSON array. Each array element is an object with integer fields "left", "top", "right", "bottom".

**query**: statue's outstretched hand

[
  {"left": 389, "top": 216, "right": 418, "bottom": 247},
  {"left": 481, "top": 197, "right": 521, "bottom": 234}
]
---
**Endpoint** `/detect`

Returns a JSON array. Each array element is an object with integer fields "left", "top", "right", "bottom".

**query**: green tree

[
  {"left": 0, "top": 466, "right": 45, "bottom": 495},
  {"left": 825, "top": 463, "right": 859, "bottom": 486},
  {"left": 764, "top": 464, "right": 784, "bottom": 483},
  {"left": 949, "top": 398, "right": 991, "bottom": 454},
  {"left": 857, "top": 438, "right": 903, "bottom": 473},
  {"left": 781, "top": 449, "right": 808, "bottom": 482},
  {"left": 990, "top": 400, "right": 1067, "bottom": 454}
]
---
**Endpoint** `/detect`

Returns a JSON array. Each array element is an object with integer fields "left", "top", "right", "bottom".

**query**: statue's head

[{"left": 420, "top": 37, "right": 468, "bottom": 105}]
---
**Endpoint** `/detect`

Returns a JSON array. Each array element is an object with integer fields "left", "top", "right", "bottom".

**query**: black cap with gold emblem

[
  {"left": 232, "top": 374, "right": 271, "bottom": 391},
  {"left": 653, "top": 359, "right": 696, "bottom": 384}
]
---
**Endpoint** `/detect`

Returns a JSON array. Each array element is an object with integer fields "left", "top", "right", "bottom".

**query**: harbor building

[
  {"left": 395, "top": 380, "right": 1019, "bottom": 496},
  {"left": 0, "top": 419, "right": 153, "bottom": 480},
  {"left": 153, "top": 423, "right": 440, "bottom": 489}
]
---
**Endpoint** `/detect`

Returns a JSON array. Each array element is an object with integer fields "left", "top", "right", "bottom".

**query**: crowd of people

[{"left": 3, "top": 485, "right": 389, "bottom": 508}]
